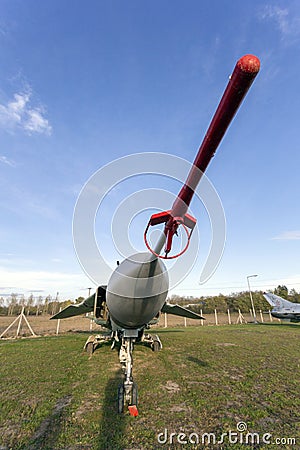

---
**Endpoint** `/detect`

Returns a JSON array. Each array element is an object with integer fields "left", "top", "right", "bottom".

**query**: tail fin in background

[{"left": 263, "top": 292, "right": 293, "bottom": 309}]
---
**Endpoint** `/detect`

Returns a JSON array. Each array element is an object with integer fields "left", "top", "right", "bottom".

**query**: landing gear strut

[
  {"left": 84, "top": 333, "right": 112, "bottom": 354},
  {"left": 118, "top": 337, "right": 138, "bottom": 415},
  {"left": 143, "top": 333, "right": 162, "bottom": 352},
  {"left": 116, "top": 332, "right": 162, "bottom": 414}
]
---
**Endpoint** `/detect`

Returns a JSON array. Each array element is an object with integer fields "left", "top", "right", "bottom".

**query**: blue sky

[{"left": 0, "top": 0, "right": 300, "bottom": 300}]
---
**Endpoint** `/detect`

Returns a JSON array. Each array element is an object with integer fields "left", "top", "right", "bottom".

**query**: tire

[
  {"left": 117, "top": 383, "right": 124, "bottom": 414},
  {"left": 153, "top": 340, "right": 160, "bottom": 352},
  {"left": 86, "top": 342, "right": 94, "bottom": 355}
]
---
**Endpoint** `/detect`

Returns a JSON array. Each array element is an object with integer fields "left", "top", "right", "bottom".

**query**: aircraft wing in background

[
  {"left": 161, "top": 303, "right": 205, "bottom": 320},
  {"left": 50, "top": 286, "right": 106, "bottom": 320}
]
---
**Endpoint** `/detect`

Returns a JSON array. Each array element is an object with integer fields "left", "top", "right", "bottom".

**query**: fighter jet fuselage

[{"left": 263, "top": 293, "right": 300, "bottom": 323}]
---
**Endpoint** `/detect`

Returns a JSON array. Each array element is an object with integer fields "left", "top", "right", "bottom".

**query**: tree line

[
  {"left": 0, "top": 285, "right": 299, "bottom": 316},
  {"left": 0, "top": 294, "right": 85, "bottom": 316},
  {"left": 167, "top": 285, "right": 300, "bottom": 314}
]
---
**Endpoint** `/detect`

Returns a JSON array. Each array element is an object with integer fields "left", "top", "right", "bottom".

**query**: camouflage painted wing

[
  {"left": 50, "top": 293, "right": 96, "bottom": 320},
  {"left": 161, "top": 303, "right": 205, "bottom": 320},
  {"left": 50, "top": 286, "right": 107, "bottom": 320}
]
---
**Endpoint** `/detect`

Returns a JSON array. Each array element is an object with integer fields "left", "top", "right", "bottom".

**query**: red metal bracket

[{"left": 144, "top": 211, "right": 197, "bottom": 259}]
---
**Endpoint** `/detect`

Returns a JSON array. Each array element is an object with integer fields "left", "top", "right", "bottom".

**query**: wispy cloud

[
  {"left": 271, "top": 230, "right": 300, "bottom": 241},
  {"left": 0, "top": 266, "right": 90, "bottom": 298},
  {"left": 0, "top": 155, "right": 16, "bottom": 167},
  {"left": 259, "top": 4, "right": 300, "bottom": 42},
  {"left": 24, "top": 107, "right": 52, "bottom": 134},
  {"left": 0, "top": 90, "right": 52, "bottom": 135}
]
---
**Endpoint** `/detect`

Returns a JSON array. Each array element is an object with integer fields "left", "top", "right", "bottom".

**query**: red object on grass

[{"left": 128, "top": 405, "right": 139, "bottom": 417}]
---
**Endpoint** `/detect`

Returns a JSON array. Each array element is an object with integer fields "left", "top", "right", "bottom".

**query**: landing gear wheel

[
  {"left": 131, "top": 382, "right": 138, "bottom": 407},
  {"left": 86, "top": 342, "right": 94, "bottom": 355},
  {"left": 153, "top": 340, "right": 161, "bottom": 352},
  {"left": 117, "top": 383, "right": 124, "bottom": 414}
]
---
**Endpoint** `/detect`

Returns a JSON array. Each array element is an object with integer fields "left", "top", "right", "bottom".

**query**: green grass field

[{"left": 1, "top": 324, "right": 299, "bottom": 449}]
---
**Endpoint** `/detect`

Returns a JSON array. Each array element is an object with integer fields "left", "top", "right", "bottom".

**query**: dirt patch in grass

[
  {"left": 27, "top": 395, "right": 72, "bottom": 450},
  {"left": 163, "top": 380, "right": 181, "bottom": 393}
]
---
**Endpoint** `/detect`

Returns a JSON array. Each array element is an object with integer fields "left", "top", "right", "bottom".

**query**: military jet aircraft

[
  {"left": 263, "top": 292, "right": 300, "bottom": 323},
  {"left": 51, "top": 54, "right": 260, "bottom": 415},
  {"left": 51, "top": 285, "right": 203, "bottom": 414}
]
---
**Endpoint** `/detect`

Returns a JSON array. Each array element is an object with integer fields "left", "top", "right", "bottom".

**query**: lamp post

[{"left": 247, "top": 274, "right": 258, "bottom": 323}]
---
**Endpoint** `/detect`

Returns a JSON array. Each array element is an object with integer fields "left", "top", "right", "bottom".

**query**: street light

[
  {"left": 87, "top": 287, "right": 92, "bottom": 297},
  {"left": 247, "top": 274, "right": 258, "bottom": 323}
]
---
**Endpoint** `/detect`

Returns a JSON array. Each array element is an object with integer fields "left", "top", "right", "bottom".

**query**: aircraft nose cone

[{"left": 106, "top": 252, "right": 169, "bottom": 328}]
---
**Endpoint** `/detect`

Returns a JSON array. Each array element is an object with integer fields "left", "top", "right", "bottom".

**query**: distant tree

[
  {"left": 163, "top": 288, "right": 300, "bottom": 315},
  {"left": 36, "top": 296, "right": 43, "bottom": 316},
  {"left": 49, "top": 293, "right": 60, "bottom": 315},
  {"left": 27, "top": 294, "right": 34, "bottom": 316},
  {"left": 0, "top": 297, "right": 5, "bottom": 315},
  {"left": 58, "top": 299, "right": 73, "bottom": 310},
  {"left": 288, "top": 288, "right": 300, "bottom": 303},
  {"left": 203, "top": 295, "right": 228, "bottom": 313},
  {"left": 8, "top": 293, "right": 18, "bottom": 315},
  {"left": 274, "top": 285, "right": 289, "bottom": 299},
  {"left": 252, "top": 291, "right": 270, "bottom": 312},
  {"left": 230, "top": 291, "right": 250, "bottom": 313},
  {"left": 43, "top": 295, "right": 51, "bottom": 315},
  {"left": 168, "top": 294, "right": 185, "bottom": 305}
]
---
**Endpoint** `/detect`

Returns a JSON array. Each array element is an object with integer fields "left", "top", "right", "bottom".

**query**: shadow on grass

[
  {"left": 97, "top": 370, "right": 127, "bottom": 450},
  {"left": 72, "top": 330, "right": 97, "bottom": 335},
  {"left": 256, "top": 322, "right": 300, "bottom": 329},
  {"left": 154, "top": 329, "right": 185, "bottom": 334},
  {"left": 187, "top": 356, "right": 209, "bottom": 367}
]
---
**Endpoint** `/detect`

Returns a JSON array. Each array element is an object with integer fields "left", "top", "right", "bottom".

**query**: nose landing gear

[{"left": 118, "top": 337, "right": 138, "bottom": 416}]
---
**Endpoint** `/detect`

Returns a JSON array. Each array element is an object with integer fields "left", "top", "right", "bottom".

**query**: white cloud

[
  {"left": 0, "top": 266, "right": 90, "bottom": 299},
  {"left": 259, "top": 5, "right": 300, "bottom": 41},
  {"left": 0, "top": 155, "right": 16, "bottom": 167},
  {"left": 24, "top": 107, "right": 52, "bottom": 135},
  {"left": 259, "top": 274, "right": 300, "bottom": 291},
  {"left": 261, "top": 5, "right": 289, "bottom": 33},
  {"left": 0, "top": 91, "right": 52, "bottom": 135},
  {"left": 271, "top": 230, "right": 300, "bottom": 240}
]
